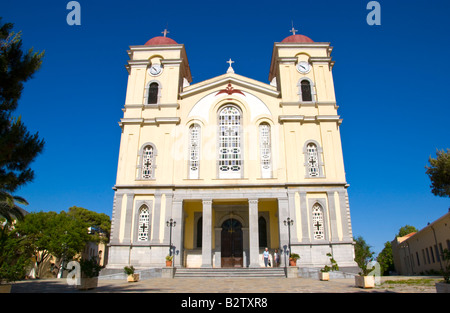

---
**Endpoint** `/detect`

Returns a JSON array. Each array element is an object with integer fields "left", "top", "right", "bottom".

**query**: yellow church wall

[
  {"left": 116, "top": 40, "right": 346, "bottom": 187},
  {"left": 258, "top": 200, "right": 279, "bottom": 249}
]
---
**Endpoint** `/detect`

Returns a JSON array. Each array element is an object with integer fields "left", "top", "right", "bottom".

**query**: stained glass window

[
  {"left": 306, "top": 143, "right": 319, "bottom": 177},
  {"left": 312, "top": 203, "right": 324, "bottom": 240},
  {"left": 218, "top": 105, "right": 242, "bottom": 178},
  {"left": 142, "top": 145, "right": 154, "bottom": 179},
  {"left": 189, "top": 124, "right": 201, "bottom": 179},
  {"left": 259, "top": 123, "right": 272, "bottom": 178},
  {"left": 138, "top": 206, "right": 150, "bottom": 241}
]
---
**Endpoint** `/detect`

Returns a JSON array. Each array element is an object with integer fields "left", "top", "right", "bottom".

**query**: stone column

[
  {"left": 151, "top": 191, "right": 162, "bottom": 244},
  {"left": 201, "top": 199, "right": 213, "bottom": 268},
  {"left": 299, "top": 192, "right": 309, "bottom": 243},
  {"left": 338, "top": 190, "right": 352, "bottom": 241},
  {"left": 172, "top": 198, "right": 183, "bottom": 267},
  {"left": 248, "top": 199, "right": 260, "bottom": 268},
  {"left": 327, "top": 191, "right": 340, "bottom": 242},
  {"left": 110, "top": 192, "right": 123, "bottom": 244},
  {"left": 123, "top": 193, "right": 134, "bottom": 244},
  {"left": 278, "top": 197, "right": 289, "bottom": 267}
]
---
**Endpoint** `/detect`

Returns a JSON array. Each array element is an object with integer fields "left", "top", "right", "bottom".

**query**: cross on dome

[
  {"left": 161, "top": 28, "right": 169, "bottom": 37},
  {"left": 290, "top": 27, "right": 298, "bottom": 35},
  {"left": 290, "top": 21, "right": 298, "bottom": 36},
  {"left": 226, "top": 58, "right": 235, "bottom": 74}
]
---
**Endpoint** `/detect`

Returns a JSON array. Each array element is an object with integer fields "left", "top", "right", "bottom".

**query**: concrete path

[{"left": 10, "top": 276, "right": 440, "bottom": 293}]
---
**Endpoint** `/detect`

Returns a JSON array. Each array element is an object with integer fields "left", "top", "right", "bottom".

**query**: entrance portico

[{"left": 180, "top": 191, "right": 286, "bottom": 269}]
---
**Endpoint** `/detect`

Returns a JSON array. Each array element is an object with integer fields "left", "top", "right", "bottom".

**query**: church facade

[{"left": 107, "top": 31, "right": 357, "bottom": 270}]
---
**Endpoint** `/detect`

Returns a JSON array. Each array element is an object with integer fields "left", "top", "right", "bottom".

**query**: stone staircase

[{"left": 174, "top": 267, "right": 286, "bottom": 278}]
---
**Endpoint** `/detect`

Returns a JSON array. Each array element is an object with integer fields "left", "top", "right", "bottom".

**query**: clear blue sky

[{"left": 1, "top": 0, "right": 449, "bottom": 255}]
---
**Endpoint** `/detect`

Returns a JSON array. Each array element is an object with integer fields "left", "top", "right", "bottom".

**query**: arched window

[
  {"left": 301, "top": 80, "right": 312, "bottom": 102},
  {"left": 306, "top": 142, "right": 320, "bottom": 177},
  {"left": 142, "top": 145, "right": 155, "bottom": 179},
  {"left": 189, "top": 124, "right": 201, "bottom": 179},
  {"left": 218, "top": 105, "right": 242, "bottom": 178},
  {"left": 259, "top": 123, "right": 272, "bottom": 178},
  {"left": 148, "top": 82, "right": 159, "bottom": 104},
  {"left": 138, "top": 205, "right": 150, "bottom": 241},
  {"left": 258, "top": 216, "right": 268, "bottom": 247},
  {"left": 312, "top": 203, "right": 324, "bottom": 240}
]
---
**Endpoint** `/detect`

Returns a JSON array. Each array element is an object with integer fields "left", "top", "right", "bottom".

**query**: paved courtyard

[{"left": 10, "top": 276, "right": 441, "bottom": 293}]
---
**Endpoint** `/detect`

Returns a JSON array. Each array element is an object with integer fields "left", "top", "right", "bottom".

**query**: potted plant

[
  {"left": 124, "top": 265, "right": 139, "bottom": 282},
  {"left": 77, "top": 257, "right": 102, "bottom": 290},
  {"left": 436, "top": 249, "right": 450, "bottom": 293},
  {"left": 354, "top": 236, "right": 375, "bottom": 288},
  {"left": 289, "top": 253, "right": 300, "bottom": 266},
  {"left": 319, "top": 253, "right": 339, "bottom": 281},
  {"left": 165, "top": 255, "right": 173, "bottom": 267}
]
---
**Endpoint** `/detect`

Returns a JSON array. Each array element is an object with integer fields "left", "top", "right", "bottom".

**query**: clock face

[
  {"left": 296, "top": 61, "right": 311, "bottom": 74},
  {"left": 148, "top": 64, "right": 162, "bottom": 76}
]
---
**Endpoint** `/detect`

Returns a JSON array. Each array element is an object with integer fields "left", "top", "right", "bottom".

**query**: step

[{"left": 174, "top": 268, "right": 286, "bottom": 278}]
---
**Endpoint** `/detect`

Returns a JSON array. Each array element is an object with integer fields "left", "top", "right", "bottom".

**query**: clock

[
  {"left": 296, "top": 61, "right": 311, "bottom": 74},
  {"left": 148, "top": 64, "right": 162, "bottom": 76}
]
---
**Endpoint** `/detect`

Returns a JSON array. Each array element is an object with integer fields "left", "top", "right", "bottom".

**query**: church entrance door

[{"left": 221, "top": 218, "right": 243, "bottom": 267}]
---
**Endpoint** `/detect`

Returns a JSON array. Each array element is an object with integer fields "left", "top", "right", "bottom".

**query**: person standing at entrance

[
  {"left": 274, "top": 249, "right": 280, "bottom": 267},
  {"left": 263, "top": 248, "right": 269, "bottom": 267}
]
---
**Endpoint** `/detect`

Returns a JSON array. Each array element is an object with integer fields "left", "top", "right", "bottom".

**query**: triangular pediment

[{"left": 180, "top": 73, "right": 279, "bottom": 99}]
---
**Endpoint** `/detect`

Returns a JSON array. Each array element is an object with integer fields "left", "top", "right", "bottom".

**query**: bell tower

[
  {"left": 269, "top": 28, "right": 335, "bottom": 106},
  {"left": 124, "top": 30, "right": 192, "bottom": 111}
]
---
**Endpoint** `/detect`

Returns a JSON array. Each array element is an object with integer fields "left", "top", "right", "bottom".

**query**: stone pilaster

[
  {"left": 201, "top": 199, "right": 213, "bottom": 268},
  {"left": 248, "top": 199, "right": 259, "bottom": 268}
]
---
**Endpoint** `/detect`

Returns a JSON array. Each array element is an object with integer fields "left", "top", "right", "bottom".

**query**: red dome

[
  {"left": 145, "top": 36, "right": 177, "bottom": 45},
  {"left": 281, "top": 34, "right": 314, "bottom": 43}
]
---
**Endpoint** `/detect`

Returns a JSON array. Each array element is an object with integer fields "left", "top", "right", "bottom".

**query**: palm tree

[{"left": 0, "top": 190, "right": 27, "bottom": 223}]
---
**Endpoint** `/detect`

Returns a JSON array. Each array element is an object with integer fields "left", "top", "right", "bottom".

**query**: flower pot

[
  {"left": 0, "top": 284, "right": 12, "bottom": 293},
  {"left": 435, "top": 282, "right": 450, "bottom": 293},
  {"left": 166, "top": 260, "right": 173, "bottom": 267},
  {"left": 319, "top": 272, "right": 330, "bottom": 281},
  {"left": 77, "top": 277, "right": 99, "bottom": 290},
  {"left": 355, "top": 275, "right": 374, "bottom": 289},
  {"left": 289, "top": 259, "right": 297, "bottom": 266},
  {"left": 127, "top": 273, "right": 139, "bottom": 282}
]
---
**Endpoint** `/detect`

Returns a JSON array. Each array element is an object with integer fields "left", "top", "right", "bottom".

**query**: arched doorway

[{"left": 221, "top": 218, "right": 243, "bottom": 267}]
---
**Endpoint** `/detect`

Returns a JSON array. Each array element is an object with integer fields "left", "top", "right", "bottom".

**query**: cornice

[
  {"left": 278, "top": 115, "right": 342, "bottom": 124},
  {"left": 118, "top": 117, "right": 180, "bottom": 127}
]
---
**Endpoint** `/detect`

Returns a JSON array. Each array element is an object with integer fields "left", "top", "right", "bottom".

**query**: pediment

[{"left": 180, "top": 73, "right": 279, "bottom": 99}]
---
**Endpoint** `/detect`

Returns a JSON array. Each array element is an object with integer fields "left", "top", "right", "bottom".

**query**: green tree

[
  {"left": 425, "top": 148, "right": 450, "bottom": 198},
  {"left": 16, "top": 211, "right": 90, "bottom": 278},
  {"left": 0, "top": 18, "right": 45, "bottom": 223},
  {"left": 376, "top": 241, "right": 394, "bottom": 276},
  {"left": 67, "top": 206, "right": 111, "bottom": 242},
  {"left": 0, "top": 219, "right": 33, "bottom": 283},
  {"left": 354, "top": 236, "right": 375, "bottom": 276},
  {"left": 396, "top": 225, "right": 418, "bottom": 237}
]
